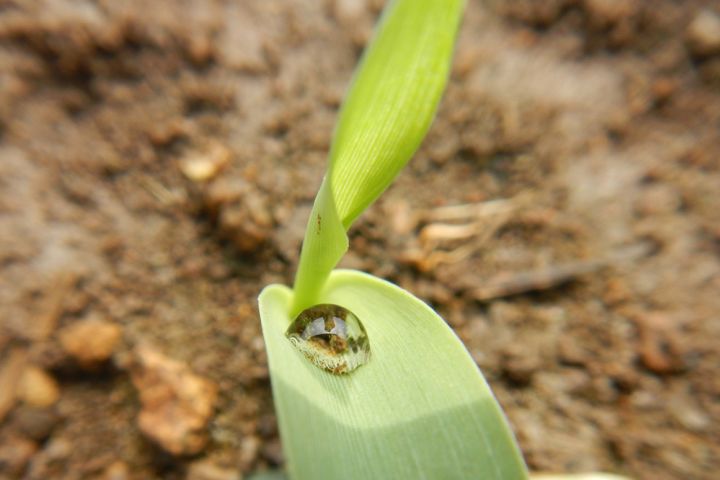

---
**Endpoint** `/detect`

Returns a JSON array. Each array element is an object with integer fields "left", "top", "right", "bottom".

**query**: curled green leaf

[
  {"left": 329, "top": 0, "right": 466, "bottom": 227},
  {"left": 291, "top": 0, "right": 465, "bottom": 314}
]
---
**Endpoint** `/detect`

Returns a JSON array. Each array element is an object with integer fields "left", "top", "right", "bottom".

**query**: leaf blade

[
  {"left": 260, "top": 270, "right": 528, "bottom": 479},
  {"left": 329, "top": 0, "right": 465, "bottom": 227},
  {"left": 291, "top": 0, "right": 465, "bottom": 311}
]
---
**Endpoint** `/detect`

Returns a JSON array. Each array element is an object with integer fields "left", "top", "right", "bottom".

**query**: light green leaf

[
  {"left": 260, "top": 270, "right": 528, "bottom": 480},
  {"left": 329, "top": 0, "right": 465, "bottom": 227},
  {"left": 249, "top": 471, "right": 632, "bottom": 480},
  {"left": 291, "top": 0, "right": 464, "bottom": 314}
]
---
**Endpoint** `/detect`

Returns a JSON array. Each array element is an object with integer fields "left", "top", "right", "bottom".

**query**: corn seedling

[{"left": 258, "top": 0, "right": 528, "bottom": 478}]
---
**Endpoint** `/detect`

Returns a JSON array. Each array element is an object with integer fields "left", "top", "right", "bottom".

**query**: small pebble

[
  {"left": 180, "top": 143, "right": 232, "bottom": 182},
  {"left": 100, "top": 461, "right": 130, "bottom": 480},
  {"left": 186, "top": 460, "right": 241, "bottom": 480},
  {"left": 18, "top": 365, "right": 60, "bottom": 408},
  {"left": 333, "top": 0, "right": 372, "bottom": 46},
  {"left": 584, "top": 0, "right": 637, "bottom": 24},
  {"left": 59, "top": 318, "right": 122, "bottom": 368},
  {"left": 674, "top": 406, "right": 711, "bottom": 432},
  {"left": 0, "top": 348, "right": 28, "bottom": 422},
  {"left": 687, "top": 10, "right": 720, "bottom": 57},
  {"left": 239, "top": 435, "right": 261, "bottom": 470}
]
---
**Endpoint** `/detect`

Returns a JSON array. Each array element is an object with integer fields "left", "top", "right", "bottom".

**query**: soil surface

[{"left": 1, "top": 1, "right": 719, "bottom": 479}]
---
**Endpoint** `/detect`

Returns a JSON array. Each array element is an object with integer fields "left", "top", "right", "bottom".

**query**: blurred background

[{"left": 0, "top": 0, "right": 719, "bottom": 479}]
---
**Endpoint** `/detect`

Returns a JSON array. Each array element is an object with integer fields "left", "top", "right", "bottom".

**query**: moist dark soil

[{"left": 1, "top": 1, "right": 719, "bottom": 479}]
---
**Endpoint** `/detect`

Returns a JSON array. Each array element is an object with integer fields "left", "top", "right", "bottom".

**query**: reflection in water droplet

[{"left": 286, "top": 304, "right": 370, "bottom": 374}]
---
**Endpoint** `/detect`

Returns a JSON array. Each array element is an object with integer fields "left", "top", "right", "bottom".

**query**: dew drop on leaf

[{"left": 286, "top": 304, "right": 370, "bottom": 374}]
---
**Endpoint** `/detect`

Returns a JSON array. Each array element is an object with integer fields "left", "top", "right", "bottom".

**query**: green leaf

[
  {"left": 248, "top": 471, "right": 632, "bottom": 480},
  {"left": 329, "top": 0, "right": 465, "bottom": 227},
  {"left": 260, "top": 270, "right": 528, "bottom": 480},
  {"left": 291, "top": 0, "right": 465, "bottom": 314}
]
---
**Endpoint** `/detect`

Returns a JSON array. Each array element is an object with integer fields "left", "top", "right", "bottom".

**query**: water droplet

[{"left": 286, "top": 304, "right": 370, "bottom": 374}]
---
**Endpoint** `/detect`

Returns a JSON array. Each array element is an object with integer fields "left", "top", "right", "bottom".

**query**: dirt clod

[
  {"left": 17, "top": 366, "right": 60, "bottom": 408},
  {"left": 12, "top": 406, "right": 60, "bottom": 442},
  {"left": 186, "top": 460, "right": 241, "bottom": 480},
  {"left": 687, "top": 10, "right": 720, "bottom": 57},
  {"left": 633, "top": 312, "right": 686, "bottom": 375},
  {"left": 130, "top": 345, "right": 218, "bottom": 456},
  {"left": 25, "top": 437, "right": 72, "bottom": 479},
  {"left": 58, "top": 318, "right": 122, "bottom": 368},
  {"left": 0, "top": 349, "right": 28, "bottom": 422},
  {"left": 98, "top": 461, "right": 130, "bottom": 480},
  {"left": 500, "top": 344, "right": 541, "bottom": 386},
  {"left": 584, "top": 0, "right": 637, "bottom": 25},
  {"left": 0, "top": 434, "right": 37, "bottom": 477},
  {"left": 203, "top": 178, "right": 273, "bottom": 253}
]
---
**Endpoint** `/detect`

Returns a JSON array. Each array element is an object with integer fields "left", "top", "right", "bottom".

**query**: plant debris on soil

[{"left": 1, "top": 1, "right": 719, "bottom": 479}]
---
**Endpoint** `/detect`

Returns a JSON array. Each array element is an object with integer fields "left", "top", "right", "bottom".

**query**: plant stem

[{"left": 290, "top": 177, "right": 348, "bottom": 318}]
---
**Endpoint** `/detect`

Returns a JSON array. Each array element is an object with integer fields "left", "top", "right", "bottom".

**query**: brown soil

[{"left": 1, "top": 1, "right": 719, "bottom": 479}]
